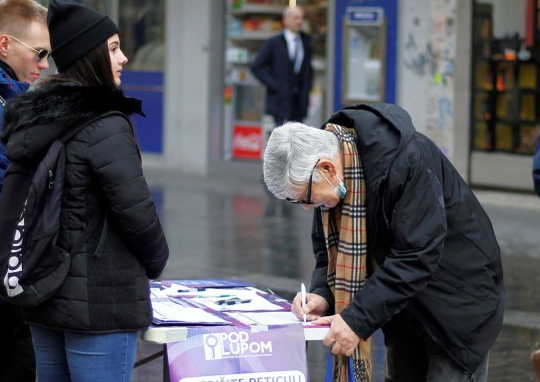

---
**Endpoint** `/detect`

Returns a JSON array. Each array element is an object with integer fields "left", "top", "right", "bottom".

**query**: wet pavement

[{"left": 132, "top": 168, "right": 540, "bottom": 382}]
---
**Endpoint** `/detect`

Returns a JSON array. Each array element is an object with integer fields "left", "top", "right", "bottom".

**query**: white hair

[{"left": 263, "top": 122, "right": 340, "bottom": 199}]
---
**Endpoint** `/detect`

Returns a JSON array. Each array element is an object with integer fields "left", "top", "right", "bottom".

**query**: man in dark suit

[{"left": 251, "top": 6, "right": 313, "bottom": 129}]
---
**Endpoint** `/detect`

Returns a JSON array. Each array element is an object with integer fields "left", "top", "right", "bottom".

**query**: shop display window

[
  {"left": 118, "top": 0, "right": 165, "bottom": 72},
  {"left": 471, "top": 0, "right": 540, "bottom": 156},
  {"left": 223, "top": 0, "right": 328, "bottom": 161}
]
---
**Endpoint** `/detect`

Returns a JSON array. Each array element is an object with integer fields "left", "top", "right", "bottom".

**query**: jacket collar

[
  {"left": 2, "top": 80, "right": 144, "bottom": 160},
  {"left": 325, "top": 103, "right": 416, "bottom": 188},
  {"left": 0, "top": 60, "right": 30, "bottom": 100}
]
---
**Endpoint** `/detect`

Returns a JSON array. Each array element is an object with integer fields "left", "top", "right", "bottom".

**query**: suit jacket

[{"left": 251, "top": 31, "right": 313, "bottom": 121}]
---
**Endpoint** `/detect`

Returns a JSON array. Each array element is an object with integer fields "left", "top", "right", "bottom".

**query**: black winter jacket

[
  {"left": 310, "top": 104, "right": 504, "bottom": 373},
  {"left": 2, "top": 81, "right": 169, "bottom": 333}
]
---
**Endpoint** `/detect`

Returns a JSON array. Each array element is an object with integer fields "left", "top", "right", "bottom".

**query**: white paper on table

[
  {"left": 227, "top": 311, "right": 304, "bottom": 326},
  {"left": 197, "top": 293, "right": 285, "bottom": 311},
  {"left": 163, "top": 287, "right": 255, "bottom": 298},
  {"left": 152, "top": 301, "right": 229, "bottom": 324},
  {"left": 161, "top": 288, "right": 285, "bottom": 312},
  {"left": 150, "top": 288, "right": 169, "bottom": 298}
]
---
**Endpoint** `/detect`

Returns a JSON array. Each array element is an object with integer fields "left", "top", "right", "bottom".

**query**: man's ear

[
  {"left": 0, "top": 35, "right": 9, "bottom": 58},
  {"left": 317, "top": 158, "right": 337, "bottom": 175}
]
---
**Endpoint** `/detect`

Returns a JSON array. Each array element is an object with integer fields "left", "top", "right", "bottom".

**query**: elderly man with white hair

[{"left": 263, "top": 103, "right": 505, "bottom": 382}]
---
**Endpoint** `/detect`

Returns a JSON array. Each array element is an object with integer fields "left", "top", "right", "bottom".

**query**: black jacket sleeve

[
  {"left": 340, "top": 153, "right": 447, "bottom": 339},
  {"left": 533, "top": 134, "right": 540, "bottom": 196},
  {"left": 88, "top": 115, "right": 169, "bottom": 279},
  {"left": 310, "top": 208, "right": 335, "bottom": 315}
]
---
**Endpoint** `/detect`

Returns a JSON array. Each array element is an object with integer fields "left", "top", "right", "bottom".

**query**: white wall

[
  {"left": 397, "top": 0, "right": 471, "bottom": 176},
  {"left": 144, "top": 0, "right": 213, "bottom": 175},
  {"left": 397, "top": 0, "right": 430, "bottom": 135}
]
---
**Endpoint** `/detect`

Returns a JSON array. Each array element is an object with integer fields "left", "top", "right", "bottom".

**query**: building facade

[{"left": 39, "top": 0, "right": 536, "bottom": 192}]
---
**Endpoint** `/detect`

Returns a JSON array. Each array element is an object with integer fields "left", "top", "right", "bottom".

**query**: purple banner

[{"left": 167, "top": 325, "right": 307, "bottom": 382}]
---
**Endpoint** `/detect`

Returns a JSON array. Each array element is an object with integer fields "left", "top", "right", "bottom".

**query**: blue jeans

[{"left": 29, "top": 325, "right": 138, "bottom": 382}]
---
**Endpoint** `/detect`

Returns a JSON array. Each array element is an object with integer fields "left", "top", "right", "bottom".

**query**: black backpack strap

[{"left": 69, "top": 206, "right": 105, "bottom": 256}]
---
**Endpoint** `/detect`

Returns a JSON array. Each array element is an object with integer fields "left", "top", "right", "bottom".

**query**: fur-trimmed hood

[{"left": 2, "top": 80, "right": 144, "bottom": 161}]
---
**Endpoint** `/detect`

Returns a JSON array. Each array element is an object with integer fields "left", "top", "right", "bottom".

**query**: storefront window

[
  {"left": 471, "top": 0, "right": 538, "bottom": 155},
  {"left": 117, "top": 0, "right": 165, "bottom": 72},
  {"left": 223, "top": 0, "right": 328, "bottom": 161}
]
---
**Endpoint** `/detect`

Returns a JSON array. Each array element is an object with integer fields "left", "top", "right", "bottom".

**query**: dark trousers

[
  {"left": 0, "top": 303, "right": 36, "bottom": 382},
  {"left": 272, "top": 86, "right": 304, "bottom": 128},
  {"left": 383, "top": 310, "right": 488, "bottom": 382}
]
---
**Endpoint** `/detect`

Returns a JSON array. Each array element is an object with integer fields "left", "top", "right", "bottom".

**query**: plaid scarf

[{"left": 322, "top": 123, "right": 371, "bottom": 382}]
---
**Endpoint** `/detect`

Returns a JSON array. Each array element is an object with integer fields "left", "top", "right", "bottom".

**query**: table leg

[{"left": 163, "top": 345, "right": 171, "bottom": 382}]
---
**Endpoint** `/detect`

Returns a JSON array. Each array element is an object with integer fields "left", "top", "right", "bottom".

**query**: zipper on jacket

[
  {"left": 47, "top": 170, "right": 54, "bottom": 189},
  {"left": 370, "top": 178, "right": 386, "bottom": 252}
]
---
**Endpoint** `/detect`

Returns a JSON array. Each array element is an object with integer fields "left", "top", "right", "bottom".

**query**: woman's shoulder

[{"left": 84, "top": 111, "right": 133, "bottom": 139}]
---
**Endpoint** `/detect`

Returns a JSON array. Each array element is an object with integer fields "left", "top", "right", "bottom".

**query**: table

[
  {"left": 142, "top": 323, "right": 329, "bottom": 344},
  {"left": 138, "top": 280, "right": 330, "bottom": 381},
  {"left": 138, "top": 324, "right": 330, "bottom": 382}
]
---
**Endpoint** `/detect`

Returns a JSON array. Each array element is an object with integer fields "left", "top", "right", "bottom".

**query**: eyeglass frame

[
  {"left": 286, "top": 159, "right": 321, "bottom": 205},
  {"left": 8, "top": 35, "right": 50, "bottom": 62}
]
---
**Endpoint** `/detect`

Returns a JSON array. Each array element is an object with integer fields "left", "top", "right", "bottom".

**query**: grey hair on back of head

[{"left": 263, "top": 122, "right": 340, "bottom": 199}]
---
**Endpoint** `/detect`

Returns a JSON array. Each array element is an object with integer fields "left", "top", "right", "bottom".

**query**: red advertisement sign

[{"left": 232, "top": 125, "right": 263, "bottom": 160}]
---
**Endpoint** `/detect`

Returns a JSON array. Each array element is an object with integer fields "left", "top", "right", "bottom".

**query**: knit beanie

[{"left": 47, "top": 0, "right": 119, "bottom": 71}]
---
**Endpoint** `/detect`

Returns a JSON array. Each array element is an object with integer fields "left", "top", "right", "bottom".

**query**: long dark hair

[{"left": 50, "top": 40, "right": 115, "bottom": 88}]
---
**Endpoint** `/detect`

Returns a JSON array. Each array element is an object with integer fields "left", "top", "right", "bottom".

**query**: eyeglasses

[
  {"left": 286, "top": 159, "right": 320, "bottom": 205},
  {"left": 8, "top": 35, "right": 50, "bottom": 62}
]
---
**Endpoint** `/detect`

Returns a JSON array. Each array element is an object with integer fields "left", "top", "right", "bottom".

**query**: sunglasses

[
  {"left": 286, "top": 159, "right": 320, "bottom": 205},
  {"left": 8, "top": 35, "right": 50, "bottom": 62}
]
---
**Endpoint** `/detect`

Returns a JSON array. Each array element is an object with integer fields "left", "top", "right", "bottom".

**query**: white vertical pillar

[
  {"left": 161, "top": 0, "right": 212, "bottom": 174},
  {"left": 453, "top": 0, "right": 472, "bottom": 176},
  {"left": 398, "top": 0, "right": 471, "bottom": 177}
]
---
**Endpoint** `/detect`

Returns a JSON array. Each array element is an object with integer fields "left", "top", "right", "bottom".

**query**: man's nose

[{"left": 38, "top": 58, "right": 50, "bottom": 70}]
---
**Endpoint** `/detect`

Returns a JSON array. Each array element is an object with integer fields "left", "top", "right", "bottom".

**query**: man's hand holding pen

[
  {"left": 291, "top": 288, "right": 329, "bottom": 322},
  {"left": 292, "top": 285, "right": 359, "bottom": 356}
]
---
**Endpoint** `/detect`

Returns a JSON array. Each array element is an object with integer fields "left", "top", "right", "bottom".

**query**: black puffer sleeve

[
  {"left": 87, "top": 113, "right": 169, "bottom": 279},
  {"left": 310, "top": 208, "right": 335, "bottom": 315}
]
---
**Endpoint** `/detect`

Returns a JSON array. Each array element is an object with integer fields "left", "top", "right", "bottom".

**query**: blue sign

[
  {"left": 122, "top": 70, "right": 164, "bottom": 154},
  {"left": 346, "top": 7, "right": 383, "bottom": 26},
  {"left": 334, "top": 0, "right": 398, "bottom": 110}
]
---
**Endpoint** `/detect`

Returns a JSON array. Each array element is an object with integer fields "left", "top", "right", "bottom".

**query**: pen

[
  {"left": 216, "top": 297, "right": 251, "bottom": 305},
  {"left": 176, "top": 288, "right": 207, "bottom": 292},
  {"left": 301, "top": 282, "right": 307, "bottom": 323}
]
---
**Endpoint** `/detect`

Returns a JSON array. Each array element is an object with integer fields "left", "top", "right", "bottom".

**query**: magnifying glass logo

[{"left": 204, "top": 334, "right": 219, "bottom": 358}]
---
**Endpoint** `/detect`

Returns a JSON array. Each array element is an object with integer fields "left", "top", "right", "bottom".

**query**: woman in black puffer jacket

[{"left": 1, "top": 1, "right": 169, "bottom": 381}]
